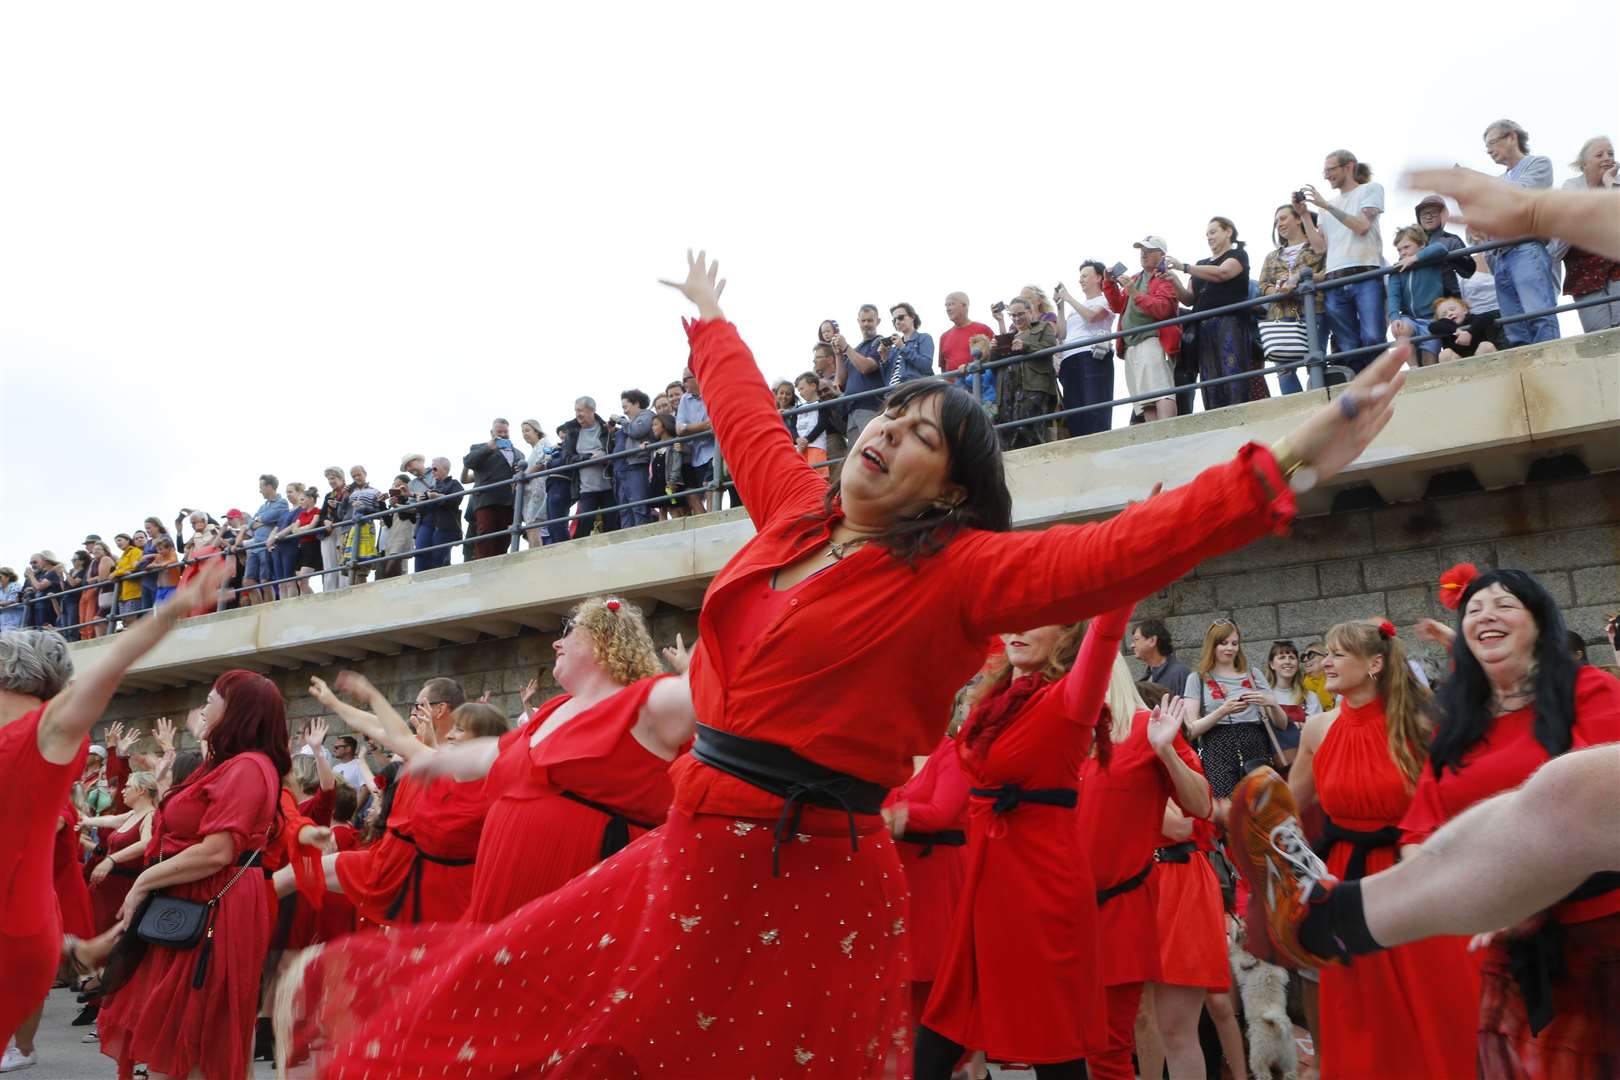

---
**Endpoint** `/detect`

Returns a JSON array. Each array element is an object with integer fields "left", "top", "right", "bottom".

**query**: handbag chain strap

[{"left": 156, "top": 838, "right": 264, "bottom": 907}]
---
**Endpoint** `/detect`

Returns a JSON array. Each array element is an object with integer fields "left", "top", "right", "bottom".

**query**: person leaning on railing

[
  {"left": 1385, "top": 225, "right": 1449, "bottom": 367},
  {"left": 1257, "top": 203, "right": 1326, "bottom": 395},
  {"left": 1166, "top": 216, "right": 1265, "bottom": 411},
  {"left": 1550, "top": 134, "right": 1620, "bottom": 333},
  {"left": 415, "top": 456, "right": 464, "bottom": 571},
  {"left": 1481, "top": 119, "right": 1561, "bottom": 346},
  {"left": 996, "top": 296, "right": 1060, "bottom": 450},
  {"left": 1106, "top": 237, "right": 1182, "bottom": 424}
]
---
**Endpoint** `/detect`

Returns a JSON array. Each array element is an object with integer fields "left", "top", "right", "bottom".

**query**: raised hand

[
  {"left": 1280, "top": 342, "right": 1409, "bottom": 484},
  {"left": 308, "top": 676, "right": 339, "bottom": 709},
  {"left": 520, "top": 677, "right": 539, "bottom": 711},
  {"left": 413, "top": 715, "right": 439, "bottom": 748},
  {"left": 1414, "top": 618, "right": 1457, "bottom": 649},
  {"left": 1400, "top": 167, "right": 1533, "bottom": 238},
  {"left": 661, "top": 633, "right": 692, "bottom": 675},
  {"left": 154, "top": 717, "right": 177, "bottom": 753},
  {"left": 115, "top": 724, "right": 140, "bottom": 756},
  {"left": 658, "top": 249, "right": 727, "bottom": 322},
  {"left": 334, "top": 670, "right": 378, "bottom": 701},
  {"left": 165, "top": 554, "right": 232, "bottom": 617},
  {"left": 304, "top": 717, "right": 329, "bottom": 752},
  {"left": 1147, "top": 695, "right": 1195, "bottom": 753},
  {"left": 107, "top": 722, "right": 125, "bottom": 751}
]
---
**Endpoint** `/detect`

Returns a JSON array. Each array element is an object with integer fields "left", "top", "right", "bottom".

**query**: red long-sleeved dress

[
  {"left": 282, "top": 317, "right": 1296, "bottom": 1079},
  {"left": 54, "top": 800, "right": 97, "bottom": 940},
  {"left": 1400, "top": 666, "right": 1620, "bottom": 1080},
  {"left": 887, "top": 735, "right": 970, "bottom": 1016},
  {"left": 0, "top": 705, "right": 87, "bottom": 1049},
  {"left": 332, "top": 773, "right": 489, "bottom": 925}
]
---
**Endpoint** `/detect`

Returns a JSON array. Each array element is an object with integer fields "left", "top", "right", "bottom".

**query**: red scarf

[{"left": 960, "top": 672, "right": 1047, "bottom": 765}]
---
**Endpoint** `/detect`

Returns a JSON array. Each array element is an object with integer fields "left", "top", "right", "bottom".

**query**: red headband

[{"left": 1438, "top": 562, "right": 1479, "bottom": 611}]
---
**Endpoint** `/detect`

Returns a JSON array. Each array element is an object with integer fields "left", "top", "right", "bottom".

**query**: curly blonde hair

[{"left": 571, "top": 596, "right": 663, "bottom": 686}]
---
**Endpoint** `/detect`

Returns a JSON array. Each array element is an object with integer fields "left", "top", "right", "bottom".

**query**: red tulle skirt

[
  {"left": 1477, "top": 911, "right": 1620, "bottom": 1080},
  {"left": 1151, "top": 855, "right": 1230, "bottom": 991},
  {"left": 281, "top": 808, "right": 912, "bottom": 1078}
]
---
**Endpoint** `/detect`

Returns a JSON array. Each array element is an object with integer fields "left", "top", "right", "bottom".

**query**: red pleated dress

[
  {"left": 463, "top": 676, "right": 677, "bottom": 922},
  {"left": 54, "top": 800, "right": 97, "bottom": 940},
  {"left": 90, "top": 813, "right": 149, "bottom": 932},
  {"left": 1151, "top": 815, "right": 1230, "bottom": 991},
  {"left": 332, "top": 773, "right": 489, "bottom": 925},
  {"left": 887, "top": 734, "right": 970, "bottom": 1013},
  {"left": 1313, "top": 695, "right": 1478, "bottom": 1079},
  {"left": 98, "top": 751, "right": 279, "bottom": 1080},
  {"left": 0, "top": 705, "right": 87, "bottom": 1048},
  {"left": 1400, "top": 666, "right": 1620, "bottom": 1079},
  {"left": 280, "top": 317, "right": 1298, "bottom": 1079}
]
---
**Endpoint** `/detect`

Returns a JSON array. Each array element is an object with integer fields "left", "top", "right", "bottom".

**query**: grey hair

[
  {"left": 575, "top": 396, "right": 597, "bottom": 411},
  {"left": 431, "top": 455, "right": 451, "bottom": 470},
  {"left": 126, "top": 770, "right": 159, "bottom": 795},
  {"left": 0, "top": 629, "right": 74, "bottom": 699},
  {"left": 1485, "top": 119, "right": 1530, "bottom": 152},
  {"left": 1571, "top": 135, "right": 1613, "bottom": 171}
]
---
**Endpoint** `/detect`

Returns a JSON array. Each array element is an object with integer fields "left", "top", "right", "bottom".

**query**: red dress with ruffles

[
  {"left": 1313, "top": 695, "right": 1478, "bottom": 1079},
  {"left": 1400, "top": 666, "right": 1620, "bottom": 1080},
  {"left": 887, "top": 735, "right": 970, "bottom": 1014},
  {"left": 282, "top": 317, "right": 1296, "bottom": 1079},
  {"left": 331, "top": 774, "right": 488, "bottom": 925},
  {"left": 1152, "top": 814, "right": 1230, "bottom": 991},
  {"left": 54, "top": 800, "right": 97, "bottom": 939},
  {"left": 91, "top": 813, "right": 149, "bottom": 932},
  {"left": 0, "top": 705, "right": 87, "bottom": 1048},
  {"left": 463, "top": 677, "right": 677, "bottom": 922},
  {"left": 98, "top": 751, "right": 279, "bottom": 1080}
]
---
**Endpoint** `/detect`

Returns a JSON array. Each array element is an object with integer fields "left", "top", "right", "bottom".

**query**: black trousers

[{"left": 914, "top": 1025, "right": 1088, "bottom": 1080}]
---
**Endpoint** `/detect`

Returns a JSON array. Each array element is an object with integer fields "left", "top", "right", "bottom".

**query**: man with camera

[
  {"left": 463, "top": 418, "right": 525, "bottom": 559},
  {"left": 877, "top": 302, "right": 934, "bottom": 387},
  {"left": 1296, "top": 149, "right": 1386, "bottom": 370},
  {"left": 830, "top": 304, "right": 885, "bottom": 448},
  {"left": 414, "top": 457, "right": 464, "bottom": 571}
]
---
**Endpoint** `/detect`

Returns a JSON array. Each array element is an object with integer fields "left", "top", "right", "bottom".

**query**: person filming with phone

[{"left": 463, "top": 418, "right": 524, "bottom": 560}]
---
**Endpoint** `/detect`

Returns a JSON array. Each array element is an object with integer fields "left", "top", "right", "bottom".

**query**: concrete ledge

[{"left": 72, "top": 330, "right": 1620, "bottom": 689}]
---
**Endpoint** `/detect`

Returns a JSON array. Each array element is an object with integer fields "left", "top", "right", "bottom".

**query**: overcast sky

[{"left": 3, "top": 0, "right": 1615, "bottom": 573}]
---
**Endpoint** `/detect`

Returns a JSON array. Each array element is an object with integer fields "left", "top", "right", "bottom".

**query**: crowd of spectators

[{"left": 3, "top": 124, "right": 1615, "bottom": 636}]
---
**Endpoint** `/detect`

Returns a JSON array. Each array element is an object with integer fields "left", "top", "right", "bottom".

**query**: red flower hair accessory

[
  {"left": 1377, "top": 620, "right": 1397, "bottom": 640},
  {"left": 605, "top": 599, "right": 621, "bottom": 613},
  {"left": 1438, "top": 562, "right": 1479, "bottom": 611}
]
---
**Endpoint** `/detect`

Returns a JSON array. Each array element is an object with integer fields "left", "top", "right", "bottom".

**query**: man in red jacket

[{"left": 1107, "top": 236, "right": 1183, "bottom": 423}]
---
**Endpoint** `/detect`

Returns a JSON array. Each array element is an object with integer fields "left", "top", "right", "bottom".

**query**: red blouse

[
  {"left": 1401, "top": 665, "right": 1620, "bottom": 923},
  {"left": 671, "top": 319, "right": 1295, "bottom": 822}
]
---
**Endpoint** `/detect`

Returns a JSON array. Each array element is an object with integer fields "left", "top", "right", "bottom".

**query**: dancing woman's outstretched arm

[
  {"left": 1063, "top": 604, "right": 1132, "bottom": 723},
  {"left": 309, "top": 676, "right": 430, "bottom": 766}
]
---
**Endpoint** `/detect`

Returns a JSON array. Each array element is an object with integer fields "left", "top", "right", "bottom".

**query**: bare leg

[
  {"left": 1205, "top": 991, "right": 1248, "bottom": 1080},
  {"left": 1136, "top": 984, "right": 1167, "bottom": 1080},
  {"left": 1363, "top": 745, "right": 1620, "bottom": 946},
  {"left": 1475, "top": 341, "right": 1497, "bottom": 354},
  {"left": 1152, "top": 984, "right": 1209, "bottom": 1080},
  {"left": 1301, "top": 974, "right": 1321, "bottom": 1078},
  {"left": 12, "top": 1006, "right": 42, "bottom": 1055}
]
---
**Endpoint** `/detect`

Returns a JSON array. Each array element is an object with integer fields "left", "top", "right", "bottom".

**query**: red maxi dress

[
  {"left": 91, "top": 812, "right": 150, "bottom": 932},
  {"left": 464, "top": 676, "right": 678, "bottom": 922},
  {"left": 332, "top": 773, "right": 489, "bottom": 925},
  {"left": 54, "top": 800, "right": 97, "bottom": 940},
  {"left": 0, "top": 705, "right": 88, "bottom": 1047},
  {"left": 1151, "top": 814, "right": 1230, "bottom": 992},
  {"left": 1078, "top": 700, "right": 1208, "bottom": 1080},
  {"left": 98, "top": 751, "right": 280, "bottom": 1080},
  {"left": 1400, "top": 665, "right": 1620, "bottom": 1080},
  {"left": 887, "top": 735, "right": 971, "bottom": 1019},
  {"left": 282, "top": 317, "right": 1298, "bottom": 1079},
  {"left": 1312, "top": 695, "right": 1478, "bottom": 1079}
]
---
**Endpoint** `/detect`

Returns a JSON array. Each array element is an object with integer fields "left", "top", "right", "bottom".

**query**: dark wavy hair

[
  {"left": 802, "top": 378, "right": 1009, "bottom": 566},
  {"left": 1430, "top": 569, "right": 1577, "bottom": 777}
]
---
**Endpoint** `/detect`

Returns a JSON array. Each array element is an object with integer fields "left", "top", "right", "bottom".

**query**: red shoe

[{"left": 1228, "top": 766, "right": 1340, "bottom": 968}]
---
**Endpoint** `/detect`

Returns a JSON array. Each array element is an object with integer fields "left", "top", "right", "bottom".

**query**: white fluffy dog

[{"left": 1229, "top": 935, "right": 1299, "bottom": 1080}]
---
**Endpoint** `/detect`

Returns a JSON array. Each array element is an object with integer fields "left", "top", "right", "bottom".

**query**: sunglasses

[
  {"left": 559, "top": 617, "right": 577, "bottom": 638},
  {"left": 1301, "top": 651, "right": 1325, "bottom": 661}
]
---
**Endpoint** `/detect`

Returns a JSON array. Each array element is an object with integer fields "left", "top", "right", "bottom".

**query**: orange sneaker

[{"left": 1228, "top": 766, "right": 1340, "bottom": 969}]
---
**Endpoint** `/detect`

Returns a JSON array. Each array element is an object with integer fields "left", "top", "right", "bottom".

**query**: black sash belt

[
  {"left": 690, "top": 723, "right": 889, "bottom": 877},
  {"left": 1508, "top": 871, "right": 1620, "bottom": 1036},
  {"left": 381, "top": 827, "right": 476, "bottom": 923},
  {"left": 1155, "top": 841, "right": 1197, "bottom": 864},
  {"left": 1097, "top": 858, "right": 1155, "bottom": 905},
  {"left": 968, "top": 784, "right": 1078, "bottom": 814},
  {"left": 895, "top": 829, "right": 967, "bottom": 858},
  {"left": 1312, "top": 816, "right": 1400, "bottom": 882},
  {"left": 558, "top": 789, "right": 660, "bottom": 861},
  {"left": 109, "top": 865, "right": 142, "bottom": 879}
]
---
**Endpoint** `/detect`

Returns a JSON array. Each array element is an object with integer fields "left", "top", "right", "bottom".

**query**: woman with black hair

[
  {"left": 1167, "top": 217, "right": 1265, "bottom": 411},
  {"left": 1400, "top": 568, "right": 1620, "bottom": 1078},
  {"left": 279, "top": 250, "right": 1409, "bottom": 1078}
]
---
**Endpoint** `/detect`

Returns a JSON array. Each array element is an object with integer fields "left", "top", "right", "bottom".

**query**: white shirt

[
  {"left": 794, "top": 404, "right": 828, "bottom": 452},
  {"left": 1321, "top": 182, "right": 1385, "bottom": 273},
  {"left": 1060, "top": 295, "right": 1114, "bottom": 360},
  {"left": 1458, "top": 261, "right": 1499, "bottom": 314},
  {"left": 333, "top": 758, "right": 367, "bottom": 791}
]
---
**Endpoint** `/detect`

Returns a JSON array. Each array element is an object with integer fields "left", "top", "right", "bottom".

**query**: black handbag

[{"left": 129, "top": 846, "right": 264, "bottom": 989}]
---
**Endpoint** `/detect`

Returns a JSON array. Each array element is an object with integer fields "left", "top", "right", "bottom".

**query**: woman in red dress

[
  {"left": 1077, "top": 648, "right": 1212, "bottom": 1080},
  {"left": 1402, "top": 570, "right": 1620, "bottom": 1079},
  {"left": 1287, "top": 619, "right": 1477, "bottom": 1079},
  {"left": 81, "top": 770, "right": 160, "bottom": 932},
  {"left": 278, "top": 251, "right": 1408, "bottom": 1078},
  {"left": 54, "top": 799, "right": 97, "bottom": 940},
  {"left": 884, "top": 731, "right": 971, "bottom": 1023},
  {"left": 0, "top": 559, "right": 228, "bottom": 1072},
  {"left": 415, "top": 595, "right": 693, "bottom": 922},
  {"left": 96, "top": 668, "right": 291, "bottom": 1080}
]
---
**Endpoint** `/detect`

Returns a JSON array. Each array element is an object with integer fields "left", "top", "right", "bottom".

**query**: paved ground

[{"left": 14, "top": 987, "right": 275, "bottom": 1079}]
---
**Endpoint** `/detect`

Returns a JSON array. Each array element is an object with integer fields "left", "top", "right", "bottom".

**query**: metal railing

[{"left": 16, "top": 234, "right": 1608, "bottom": 639}]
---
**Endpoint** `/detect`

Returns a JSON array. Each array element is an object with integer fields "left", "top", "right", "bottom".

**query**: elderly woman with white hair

[
  {"left": 1551, "top": 135, "right": 1620, "bottom": 332},
  {"left": 0, "top": 556, "right": 230, "bottom": 1070},
  {"left": 518, "top": 418, "right": 553, "bottom": 548}
]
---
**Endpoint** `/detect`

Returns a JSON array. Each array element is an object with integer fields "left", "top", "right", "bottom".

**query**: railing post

[
  {"left": 1300, "top": 266, "right": 1326, "bottom": 392},
  {"left": 712, "top": 449, "right": 728, "bottom": 513},
  {"left": 510, "top": 471, "right": 524, "bottom": 554}
]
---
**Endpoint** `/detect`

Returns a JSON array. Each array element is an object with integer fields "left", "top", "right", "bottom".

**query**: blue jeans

[
  {"left": 543, "top": 483, "right": 574, "bottom": 544},
  {"left": 419, "top": 527, "right": 457, "bottom": 570},
  {"left": 1493, "top": 242, "right": 1561, "bottom": 345},
  {"left": 1058, "top": 349, "right": 1114, "bottom": 438},
  {"left": 244, "top": 548, "right": 273, "bottom": 582},
  {"left": 1323, "top": 275, "right": 1386, "bottom": 373},
  {"left": 273, "top": 540, "right": 298, "bottom": 595},
  {"left": 617, "top": 467, "right": 653, "bottom": 527},
  {"left": 575, "top": 490, "right": 620, "bottom": 536},
  {"left": 413, "top": 521, "right": 437, "bottom": 573},
  {"left": 1277, "top": 368, "right": 1304, "bottom": 394}
]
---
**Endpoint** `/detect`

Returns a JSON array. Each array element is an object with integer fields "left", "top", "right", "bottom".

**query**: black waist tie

[
  {"left": 895, "top": 829, "right": 967, "bottom": 858},
  {"left": 968, "top": 784, "right": 1078, "bottom": 814},
  {"left": 1312, "top": 816, "right": 1400, "bottom": 882},
  {"left": 1508, "top": 871, "right": 1620, "bottom": 1036},
  {"left": 1097, "top": 858, "right": 1155, "bottom": 905},
  {"left": 690, "top": 723, "right": 889, "bottom": 877},
  {"left": 383, "top": 827, "right": 476, "bottom": 923},
  {"left": 1155, "top": 841, "right": 1197, "bottom": 864},
  {"left": 557, "top": 789, "right": 660, "bottom": 861}
]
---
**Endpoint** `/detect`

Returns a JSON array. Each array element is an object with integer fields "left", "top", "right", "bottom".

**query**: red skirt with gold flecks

[{"left": 279, "top": 807, "right": 913, "bottom": 1079}]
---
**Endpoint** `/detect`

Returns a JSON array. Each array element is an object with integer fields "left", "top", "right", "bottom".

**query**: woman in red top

[
  {"left": 81, "top": 771, "right": 160, "bottom": 932},
  {"left": 1077, "top": 650, "right": 1212, "bottom": 1080},
  {"left": 418, "top": 595, "right": 693, "bottom": 922},
  {"left": 95, "top": 666, "right": 290, "bottom": 1080},
  {"left": 1288, "top": 619, "right": 1477, "bottom": 1079},
  {"left": 54, "top": 800, "right": 97, "bottom": 941},
  {"left": 278, "top": 251, "right": 1408, "bottom": 1078},
  {"left": 0, "top": 559, "right": 228, "bottom": 1071},
  {"left": 1402, "top": 570, "right": 1620, "bottom": 1079},
  {"left": 884, "top": 731, "right": 971, "bottom": 1022}
]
